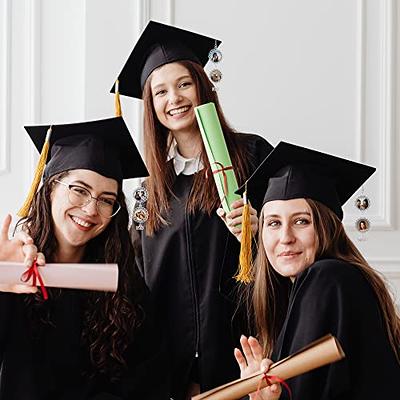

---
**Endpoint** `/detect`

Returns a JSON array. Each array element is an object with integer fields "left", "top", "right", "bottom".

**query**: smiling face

[
  {"left": 149, "top": 62, "right": 199, "bottom": 134},
  {"left": 262, "top": 198, "right": 317, "bottom": 279},
  {"left": 50, "top": 169, "right": 118, "bottom": 258}
]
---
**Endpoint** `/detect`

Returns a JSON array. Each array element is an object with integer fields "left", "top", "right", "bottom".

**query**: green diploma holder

[{"left": 195, "top": 102, "right": 241, "bottom": 213}]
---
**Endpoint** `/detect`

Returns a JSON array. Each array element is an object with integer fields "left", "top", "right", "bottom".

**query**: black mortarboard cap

[
  {"left": 110, "top": 20, "right": 221, "bottom": 99},
  {"left": 237, "top": 142, "right": 376, "bottom": 220},
  {"left": 25, "top": 117, "right": 148, "bottom": 181}
]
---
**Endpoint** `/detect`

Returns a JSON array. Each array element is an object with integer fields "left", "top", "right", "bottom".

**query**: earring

[
  {"left": 208, "top": 41, "right": 223, "bottom": 91},
  {"left": 354, "top": 186, "right": 371, "bottom": 241},
  {"left": 132, "top": 186, "right": 149, "bottom": 231}
]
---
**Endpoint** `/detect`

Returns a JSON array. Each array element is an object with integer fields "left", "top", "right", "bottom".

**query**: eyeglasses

[{"left": 55, "top": 180, "right": 121, "bottom": 218}]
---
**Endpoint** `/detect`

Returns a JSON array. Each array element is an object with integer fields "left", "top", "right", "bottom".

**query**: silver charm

[
  {"left": 208, "top": 48, "right": 222, "bottom": 63},
  {"left": 355, "top": 195, "right": 370, "bottom": 211},
  {"left": 133, "top": 187, "right": 148, "bottom": 203},
  {"left": 132, "top": 206, "right": 149, "bottom": 231},
  {"left": 209, "top": 69, "right": 222, "bottom": 83},
  {"left": 356, "top": 217, "right": 370, "bottom": 233}
]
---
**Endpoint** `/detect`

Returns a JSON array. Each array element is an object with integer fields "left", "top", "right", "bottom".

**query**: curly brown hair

[
  {"left": 18, "top": 171, "right": 145, "bottom": 379},
  {"left": 251, "top": 199, "right": 400, "bottom": 362}
]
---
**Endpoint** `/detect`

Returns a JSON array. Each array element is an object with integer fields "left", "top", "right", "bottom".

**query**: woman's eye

[
  {"left": 295, "top": 218, "right": 310, "bottom": 225},
  {"left": 179, "top": 81, "right": 192, "bottom": 88},
  {"left": 267, "top": 220, "right": 280, "bottom": 228},
  {"left": 71, "top": 187, "right": 88, "bottom": 196},
  {"left": 154, "top": 89, "right": 166, "bottom": 96},
  {"left": 99, "top": 198, "right": 115, "bottom": 207}
]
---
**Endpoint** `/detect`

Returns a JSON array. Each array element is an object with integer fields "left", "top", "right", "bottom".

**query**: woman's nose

[
  {"left": 280, "top": 224, "right": 295, "bottom": 244},
  {"left": 80, "top": 198, "right": 99, "bottom": 216},
  {"left": 168, "top": 89, "right": 182, "bottom": 105}
]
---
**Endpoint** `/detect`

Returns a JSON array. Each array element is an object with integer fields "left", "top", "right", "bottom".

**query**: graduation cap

[
  {"left": 110, "top": 20, "right": 221, "bottom": 100},
  {"left": 18, "top": 116, "right": 148, "bottom": 217},
  {"left": 235, "top": 141, "right": 375, "bottom": 283},
  {"left": 237, "top": 141, "right": 376, "bottom": 221}
]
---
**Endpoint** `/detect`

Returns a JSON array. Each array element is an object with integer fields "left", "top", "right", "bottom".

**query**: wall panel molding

[
  {"left": 356, "top": 0, "right": 396, "bottom": 230},
  {"left": 354, "top": 0, "right": 365, "bottom": 163},
  {"left": 0, "top": 0, "right": 11, "bottom": 175},
  {"left": 373, "top": 0, "right": 396, "bottom": 230},
  {"left": 166, "top": 0, "right": 175, "bottom": 25},
  {"left": 24, "top": 0, "right": 42, "bottom": 182}
]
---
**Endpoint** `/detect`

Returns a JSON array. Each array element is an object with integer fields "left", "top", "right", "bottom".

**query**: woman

[
  {"left": 113, "top": 21, "right": 273, "bottom": 399},
  {"left": 235, "top": 142, "right": 400, "bottom": 399},
  {"left": 0, "top": 117, "right": 168, "bottom": 399}
]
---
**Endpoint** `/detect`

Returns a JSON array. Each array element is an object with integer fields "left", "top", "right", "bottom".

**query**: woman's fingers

[
  {"left": 0, "top": 214, "right": 11, "bottom": 241},
  {"left": 234, "top": 348, "right": 247, "bottom": 370},
  {"left": 240, "top": 335, "right": 256, "bottom": 362},
  {"left": 22, "top": 243, "right": 38, "bottom": 266},
  {"left": 14, "top": 230, "right": 34, "bottom": 245},
  {"left": 260, "top": 358, "right": 274, "bottom": 372},
  {"left": 216, "top": 207, "right": 226, "bottom": 223},
  {"left": 248, "top": 336, "right": 263, "bottom": 361},
  {"left": 35, "top": 252, "right": 46, "bottom": 266}
]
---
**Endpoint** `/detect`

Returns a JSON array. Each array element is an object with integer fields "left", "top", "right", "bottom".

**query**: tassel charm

[
  {"left": 17, "top": 126, "right": 52, "bottom": 218},
  {"left": 235, "top": 190, "right": 253, "bottom": 284},
  {"left": 115, "top": 80, "right": 122, "bottom": 117}
]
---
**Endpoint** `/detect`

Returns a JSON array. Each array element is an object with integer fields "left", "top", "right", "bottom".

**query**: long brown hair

[
  {"left": 142, "top": 60, "right": 251, "bottom": 235},
  {"left": 18, "top": 171, "right": 145, "bottom": 379},
  {"left": 252, "top": 199, "right": 400, "bottom": 361}
]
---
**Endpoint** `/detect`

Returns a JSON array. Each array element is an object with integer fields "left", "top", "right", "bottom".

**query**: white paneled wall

[{"left": 0, "top": 0, "right": 399, "bottom": 304}]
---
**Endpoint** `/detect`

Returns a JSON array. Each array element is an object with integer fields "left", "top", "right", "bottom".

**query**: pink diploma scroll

[
  {"left": 193, "top": 334, "right": 345, "bottom": 400},
  {"left": 0, "top": 261, "right": 118, "bottom": 292}
]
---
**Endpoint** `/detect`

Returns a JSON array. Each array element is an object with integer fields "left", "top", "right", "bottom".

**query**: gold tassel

[
  {"left": 115, "top": 80, "right": 122, "bottom": 117},
  {"left": 17, "top": 126, "right": 52, "bottom": 218},
  {"left": 235, "top": 190, "right": 253, "bottom": 284}
]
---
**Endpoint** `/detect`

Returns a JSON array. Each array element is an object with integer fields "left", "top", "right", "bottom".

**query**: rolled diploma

[
  {"left": 194, "top": 102, "right": 241, "bottom": 213},
  {"left": 0, "top": 261, "right": 118, "bottom": 292},
  {"left": 193, "top": 334, "right": 345, "bottom": 400}
]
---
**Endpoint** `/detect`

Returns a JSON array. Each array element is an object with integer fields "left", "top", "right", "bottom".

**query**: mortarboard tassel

[
  {"left": 235, "top": 189, "right": 253, "bottom": 284},
  {"left": 17, "top": 126, "right": 52, "bottom": 218},
  {"left": 115, "top": 80, "right": 122, "bottom": 117}
]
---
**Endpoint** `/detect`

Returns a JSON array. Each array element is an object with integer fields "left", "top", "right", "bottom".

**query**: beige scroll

[{"left": 193, "top": 334, "right": 345, "bottom": 400}]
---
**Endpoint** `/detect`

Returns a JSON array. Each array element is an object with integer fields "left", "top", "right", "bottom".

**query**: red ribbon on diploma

[
  {"left": 206, "top": 161, "right": 233, "bottom": 196},
  {"left": 20, "top": 260, "right": 49, "bottom": 300},
  {"left": 255, "top": 372, "right": 292, "bottom": 400}
]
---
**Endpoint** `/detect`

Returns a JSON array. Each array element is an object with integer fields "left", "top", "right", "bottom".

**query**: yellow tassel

[
  {"left": 235, "top": 190, "right": 253, "bottom": 284},
  {"left": 17, "top": 126, "right": 52, "bottom": 218},
  {"left": 115, "top": 80, "right": 122, "bottom": 117}
]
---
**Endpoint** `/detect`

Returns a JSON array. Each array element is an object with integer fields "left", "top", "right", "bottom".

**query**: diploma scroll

[
  {"left": 193, "top": 334, "right": 345, "bottom": 400},
  {"left": 0, "top": 261, "right": 118, "bottom": 292},
  {"left": 194, "top": 102, "right": 241, "bottom": 213}
]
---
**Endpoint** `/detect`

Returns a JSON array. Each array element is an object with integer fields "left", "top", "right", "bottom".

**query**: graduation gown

[
  {"left": 0, "top": 289, "right": 169, "bottom": 400},
  {"left": 272, "top": 258, "right": 400, "bottom": 399},
  {"left": 136, "top": 133, "right": 273, "bottom": 399}
]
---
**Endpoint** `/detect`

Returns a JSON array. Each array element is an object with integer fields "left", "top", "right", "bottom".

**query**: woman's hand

[
  {"left": 0, "top": 214, "right": 44, "bottom": 294},
  {"left": 234, "top": 335, "right": 281, "bottom": 400},
  {"left": 217, "top": 199, "right": 258, "bottom": 242}
]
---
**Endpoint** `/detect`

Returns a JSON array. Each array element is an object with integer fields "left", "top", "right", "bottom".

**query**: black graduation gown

[
  {"left": 136, "top": 133, "right": 273, "bottom": 399},
  {"left": 0, "top": 289, "right": 169, "bottom": 400},
  {"left": 272, "top": 258, "right": 400, "bottom": 399}
]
